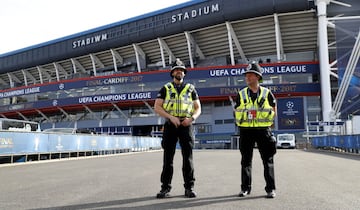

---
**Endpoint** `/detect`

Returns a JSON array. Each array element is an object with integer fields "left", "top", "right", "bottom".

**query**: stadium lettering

[
  {"left": 263, "top": 67, "right": 275, "bottom": 74},
  {"left": 210, "top": 68, "right": 246, "bottom": 77},
  {"left": 127, "top": 92, "right": 151, "bottom": 100},
  {"left": 72, "top": 33, "right": 108, "bottom": 49},
  {"left": 220, "top": 87, "right": 241, "bottom": 95},
  {"left": 0, "top": 89, "right": 24, "bottom": 98},
  {"left": 0, "top": 87, "right": 40, "bottom": 99},
  {"left": 103, "top": 77, "right": 129, "bottom": 85},
  {"left": 78, "top": 93, "right": 152, "bottom": 103},
  {"left": 230, "top": 68, "right": 246, "bottom": 76},
  {"left": 86, "top": 80, "right": 103, "bottom": 86},
  {"left": 171, "top": 3, "right": 220, "bottom": 23},
  {"left": 93, "top": 94, "right": 126, "bottom": 102},
  {"left": 210, "top": 69, "right": 229, "bottom": 76},
  {"left": 79, "top": 94, "right": 128, "bottom": 104},
  {"left": 267, "top": 86, "right": 280, "bottom": 92},
  {"left": 276, "top": 65, "right": 306, "bottom": 73},
  {"left": 79, "top": 97, "right": 93, "bottom": 103},
  {"left": 25, "top": 87, "right": 40, "bottom": 94}
]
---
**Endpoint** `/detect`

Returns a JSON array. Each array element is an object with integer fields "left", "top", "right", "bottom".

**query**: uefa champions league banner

[
  {"left": 0, "top": 63, "right": 319, "bottom": 99},
  {"left": 0, "top": 131, "right": 161, "bottom": 155},
  {"left": 335, "top": 19, "right": 360, "bottom": 117},
  {"left": 277, "top": 97, "right": 305, "bottom": 130},
  {"left": 0, "top": 83, "right": 321, "bottom": 112}
]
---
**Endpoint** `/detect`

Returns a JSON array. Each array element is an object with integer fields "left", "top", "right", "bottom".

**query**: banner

[
  {"left": 0, "top": 63, "right": 319, "bottom": 99},
  {"left": 277, "top": 97, "right": 305, "bottom": 130},
  {"left": 0, "top": 131, "right": 161, "bottom": 155},
  {"left": 0, "top": 83, "right": 321, "bottom": 112}
]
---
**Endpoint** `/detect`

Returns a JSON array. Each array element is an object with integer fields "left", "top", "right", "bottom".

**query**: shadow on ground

[{"left": 31, "top": 194, "right": 266, "bottom": 210}]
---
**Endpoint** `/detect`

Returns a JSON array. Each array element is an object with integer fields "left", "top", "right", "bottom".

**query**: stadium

[{"left": 0, "top": 0, "right": 359, "bottom": 148}]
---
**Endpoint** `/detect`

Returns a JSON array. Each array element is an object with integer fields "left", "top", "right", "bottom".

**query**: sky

[{"left": 0, "top": 0, "right": 190, "bottom": 55}]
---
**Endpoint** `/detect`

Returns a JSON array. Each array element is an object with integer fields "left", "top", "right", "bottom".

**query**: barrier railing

[
  {"left": 311, "top": 134, "right": 360, "bottom": 154},
  {"left": 0, "top": 131, "right": 161, "bottom": 164}
]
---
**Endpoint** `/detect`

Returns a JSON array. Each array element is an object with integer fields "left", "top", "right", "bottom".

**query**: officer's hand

[
  {"left": 181, "top": 118, "right": 193, "bottom": 127},
  {"left": 170, "top": 116, "right": 181, "bottom": 127}
]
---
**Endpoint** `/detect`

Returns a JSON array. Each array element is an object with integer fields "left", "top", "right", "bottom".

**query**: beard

[{"left": 174, "top": 74, "right": 184, "bottom": 81}]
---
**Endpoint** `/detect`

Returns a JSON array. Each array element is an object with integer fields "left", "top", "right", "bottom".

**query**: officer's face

[
  {"left": 245, "top": 73, "right": 259, "bottom": 85},
  {"left": 173, "top": 68, "right": 185, "bottom": 80}
]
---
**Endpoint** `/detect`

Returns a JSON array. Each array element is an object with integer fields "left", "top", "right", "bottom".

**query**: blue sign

[
  {"left": 277, "top": 97, "right": 305, "bottom": 130},
  {"left": 199, "top": 140, "right": 231, "bottom": 144},
  {"left": 307, "top": 121, "right": 345, "bottom": 126}
]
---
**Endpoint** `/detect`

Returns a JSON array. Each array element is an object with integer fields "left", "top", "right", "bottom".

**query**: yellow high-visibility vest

[
  {"left": 235, "top": 86, "right": 275, "bottom": 127},
  {"left": 162, "top": 82, "right": 194, "bottom": 118}
]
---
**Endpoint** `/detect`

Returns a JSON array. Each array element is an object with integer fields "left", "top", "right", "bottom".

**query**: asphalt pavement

[{"left": 0, "top": 149, "right": 359, "bottom": 210}]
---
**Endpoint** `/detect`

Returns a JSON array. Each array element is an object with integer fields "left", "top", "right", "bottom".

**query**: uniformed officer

[
  {"left": 234, "top": 61, "right": 277, "bottom": 198},
  {"left": 154, "top": 58, "right": 201, "bottom": 198}
]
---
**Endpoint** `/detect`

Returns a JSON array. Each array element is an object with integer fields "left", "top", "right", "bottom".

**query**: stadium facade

[{"left": 0, "top": 0, "right": 359, "bottom": 145}]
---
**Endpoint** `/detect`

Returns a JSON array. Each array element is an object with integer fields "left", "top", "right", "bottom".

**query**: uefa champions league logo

[
  {"left": 283, "top": 100, "right": 298, "bottom": 125},
  {"left": 286, "top": 101, "right": 294, "bottom": 110}
]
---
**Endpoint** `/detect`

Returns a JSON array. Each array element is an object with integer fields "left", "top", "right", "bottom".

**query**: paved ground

[{"left": 0, "top": 149, "right": 359, "bottom": 210}]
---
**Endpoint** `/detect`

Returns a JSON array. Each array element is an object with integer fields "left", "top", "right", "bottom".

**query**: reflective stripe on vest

[
  {"left": 235, "top": 87, "right": 275, "bottom": 127},
  {"left": 162, "top": 82, "right": 194, "bottom": 118}
]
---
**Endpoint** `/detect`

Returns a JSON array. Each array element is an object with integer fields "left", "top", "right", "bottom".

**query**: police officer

[
  {"left": 234, "top": 61, "right": 277, "bottom": 198},
  {"left": 154, "top": 58, "right": 201, "bottom": 198}
]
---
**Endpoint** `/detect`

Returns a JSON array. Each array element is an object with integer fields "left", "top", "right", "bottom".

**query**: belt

[{"left": 166, "top": 117, "right": 186, "bottom": 123}]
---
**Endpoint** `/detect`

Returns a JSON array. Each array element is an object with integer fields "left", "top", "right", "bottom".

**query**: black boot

[
  {"left": 156, "top": 188, "right": 171, "bottom": 198},
  {"left": 184, "top": 189, "right": 197, "bottom": 198}
]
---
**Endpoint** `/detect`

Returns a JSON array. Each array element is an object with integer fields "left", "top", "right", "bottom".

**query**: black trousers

[
  {"left": 160, "top": 121, "right": 195, "bottom": 190},
  {"left": 239, "top": 127, "right": 276, "bottom": 193}
]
